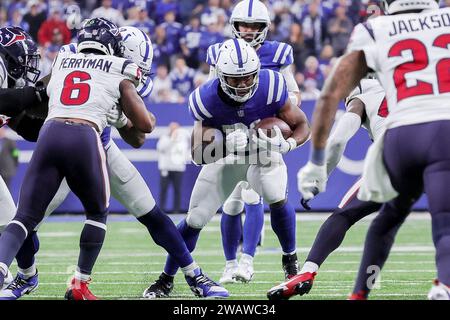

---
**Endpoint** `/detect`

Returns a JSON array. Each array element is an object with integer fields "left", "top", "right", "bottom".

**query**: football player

[
  {"left": 267, "top": 77, "right": 398, "bottom": 299},
  {"left": 0, "top": 21, "right": 227, "bottom": 300},
  {"left": 143, "top": 38, "right": 310, "bottom": 298},
  {"left": 297, "top": 0, "right": 450, "bottom": 300},
  {"left": 206, "top": 0, "right": 302, "bottom": 284},
  {"left": 0, "top": 26, "right": 50, "bottom": 292},
  {"left": 0, "top": 18, "right": 154, "bottom": 299}
]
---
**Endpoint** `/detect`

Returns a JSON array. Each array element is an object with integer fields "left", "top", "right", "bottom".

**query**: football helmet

[
  {"left": 0, "top": 26, "right": 41, "bottom": 87},
  {"left": 216, "top": 38, "right": 260, "bottom": 103},
  {"left": 119, "top": 26, "right": 153, "bottom": 76},
  {"left": 381, "top": 0, "right": 439, "bottom": 14},
  {"left": 77, "top": 18, "right": 123, "bottom": 56},
  {"left": 230, "top": 0, "right": 271, "bottom": 47}
]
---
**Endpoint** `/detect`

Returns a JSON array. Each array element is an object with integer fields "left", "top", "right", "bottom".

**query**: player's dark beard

[{"left": 217, "top": 82, "right": 244, "bottom": 107}]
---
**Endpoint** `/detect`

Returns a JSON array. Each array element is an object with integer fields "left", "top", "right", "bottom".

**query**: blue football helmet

[
  {"left": 0, "top": 26, "right": 41, "bottom": 87},
  {"left": 77, "top": 18, "right": 123, "bottom": 56}
]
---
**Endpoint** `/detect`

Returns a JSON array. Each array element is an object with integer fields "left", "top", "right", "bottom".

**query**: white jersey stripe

[
  {"left": 189, "top": 93, "right": 204, "bottom": 121},
  {"left": 338, "top": 178, "right": 363, "bottom": 209},
  {"left": 272, "top": 43, "right": 285, "bottom": 64},
  {"left": 266, "top": 70, "right": 275, "bottom": 104},
  {"left": 195, "top": 89, "right": 213, "bottom": 118},
  {"left": 275, "top": 72, "right": 284, "bottom": 102},
  {"left": 280, "top": 46, "right": 291, "bottom": 65}
]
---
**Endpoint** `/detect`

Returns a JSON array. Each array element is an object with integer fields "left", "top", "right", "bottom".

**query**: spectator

[
  {"left": 303, "top": 55, "right": 325, "bottom": 89},
  {"left": 132, "top": 6, "right": 155, "bottom": 36},
  {"left": 38, "top": 7, "right": 71, "bottom": 47},
  {"left": 0, "top": 127, "right": 19, "bottom": 190},
  {"left": 327, "top": 5, "right": 353, "bottom": 56},
  {"left": 157, "top": 122, "right": 190, "bottom": 214},
  {"left": 0, "top": 8, "right": 7, "bottom": 28},
  {"left": 197, "top": 15, "right": 225, "bottom": 65},
  {"left": 194, "top": 61, "right": 210, "bottom": 88},
  {"left": 201, "top": 0, "right": 227, "bottom": 28},
  {"left": 6, "top": 0, "right": 26, "bottom": 22},
  {"left": 154, "top": 0, "right": 179, "bottom": 24},
  {"left": 152, "top": 64, "right": 183, "bottom": 103},
  {"left": 7, "top": 8, "right": 29, "bottom": 31},
  {"left": 301, "top": 78, "right": 321, "bottom": 100},
  {"left": 40, "top": 44, "right": 60, "bottom": 77},
  {"left": 318, "top": 44, "right": 334, "bottom": 71},
  {"left": 301, "top": 1, "right": 328, "bottom": 57},
  {"left": 23, "top": 0, "right": 47, "bottom": 41},
  {"left": 152, "top": 25, "right": 174, "bottom": 68},
  {"left": 160, "top": 10, "right": 183, "bottom": 55},
  {"left": 285, "top": 22, "right": 308, "bottom": 72},
  {"left": 91, "top": 0, "right": 125, "bottom": 26},
  {"left": 180, "top": 15, "right": 205, "bottom": 68},
  {"left": 170, "top": 56, "right": 196, "bottom": 99}
]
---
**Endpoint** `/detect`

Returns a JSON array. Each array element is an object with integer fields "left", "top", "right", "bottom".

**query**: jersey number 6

[{"left": 60, "top": 71, "right": 92, "bottom": 106}]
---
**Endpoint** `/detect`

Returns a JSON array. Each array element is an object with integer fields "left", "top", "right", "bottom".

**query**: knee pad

[
  {"left": 186, "top": 207, "right": 212, "bottom": 229},
  {"left": 223, "top": 199, "right": 244, "bottom": 216},
  {"left": 241, "top": 188, "right": 261, "bottom": 205}
]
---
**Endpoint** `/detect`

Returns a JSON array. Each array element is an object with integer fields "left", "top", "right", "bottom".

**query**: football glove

[
  {"left": 252, "top": 126, "right": 296, "bottom": 154},
  {"left": 34, "top": 81, "right": 49, "bottom": 103},
  {"left": 226, "top": 129, "right": 248, "bottom": 152},
  {"left": 107, "top": 105, "right": 128, "bottom": 129},
  {"left": 297, "top": 161, "right": 327, "bottom": 201}
]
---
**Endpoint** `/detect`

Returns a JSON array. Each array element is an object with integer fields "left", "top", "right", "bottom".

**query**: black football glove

[{"left": 34, "top": 81, "right": 48, "bottom": 103}]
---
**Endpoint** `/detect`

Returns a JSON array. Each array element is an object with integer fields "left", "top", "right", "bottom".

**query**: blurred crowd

[{"left": 1, "top": 0, "right": 450, "bottom": 102}]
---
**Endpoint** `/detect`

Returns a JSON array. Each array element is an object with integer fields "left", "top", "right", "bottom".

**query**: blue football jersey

[
  {"left": 206, "top": 41, "right": 294, "bottom": 72},
  {"left": 188, "top": 69, "right": 288, "bottom": 132}
]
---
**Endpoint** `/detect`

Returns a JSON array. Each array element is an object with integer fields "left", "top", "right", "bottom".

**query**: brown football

[{"left": 254, "top": 117, "right": 293, "bottom": 139}]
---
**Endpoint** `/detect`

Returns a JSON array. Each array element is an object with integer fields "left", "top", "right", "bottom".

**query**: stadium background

[{"left": 0, "top": 0, "right": 436, "bottom": 212}]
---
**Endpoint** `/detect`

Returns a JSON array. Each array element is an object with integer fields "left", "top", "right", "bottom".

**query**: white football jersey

[
  {"left": 346, "top": 78, "right": 387, "bottom": 141},
  {"left": 0, "top": 56, "right": 7, "bottom": 89},
  {"left": 46, "top": 51, "right": 141, "bottom": 132},
  {"left": 347, "top": 7, "right": 450, "bottom": 129}
]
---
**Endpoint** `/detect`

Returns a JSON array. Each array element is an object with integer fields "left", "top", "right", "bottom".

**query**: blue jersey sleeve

[
  {"left": 206, "top": 43, "right": 221, "bottom": 66},
  {"left": 265, "top": 70, "right": 288, "bottom": 112},
  {"left": 273, "top": 42, "right": 294, "bottom": 67},
  {"left": 187, "top": 85, "right": 214, "bottom": 122}
]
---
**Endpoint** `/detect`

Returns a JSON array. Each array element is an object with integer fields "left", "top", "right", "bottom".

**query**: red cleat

[
  {"left": 347, "top": 290, "right": 368, "bottom": 300},
  {"left": 65, "top": 278, "right": 99, "bottom": 300},
  {"left": 267, "top": 272, "right": 316, "bottom": 300}
]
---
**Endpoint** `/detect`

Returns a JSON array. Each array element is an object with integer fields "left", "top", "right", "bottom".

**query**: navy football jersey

[
  {"left": 206, "top": 40, "right": 294, "bottom": 72},
  {"left": 188, "top": 69, "right": 288, "bottom": 132}
]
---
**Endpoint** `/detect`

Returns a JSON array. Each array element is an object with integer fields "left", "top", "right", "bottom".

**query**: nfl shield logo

[{"left": 237, "top": 109, "right": 245, "bottom": 117}]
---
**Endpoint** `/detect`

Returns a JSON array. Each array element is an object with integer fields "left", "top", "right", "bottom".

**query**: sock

[
  {"left": 270, "top": 201, "right": 296, "bottom": 254},
  {"left": 300, "top": 261, "right": 319, "bottom": 274},
  {"left": 242, "top": 202, "right": 264, "bottom": 257},
  {"left": 164, "top": 219, "right": 201, "bottom": 276},
  {"left": 77, "top": 220, "right": 107, "bottom": 275},
  {"left": 74, "top": 268, "right": 91, "bottom": 282},
  {"left": 220, "top": 213, "right": 242, "bottom": 261},
  {"left": 16, "top": 231, "right": 40, "bottom": 273},
  {"left": 18, "top": 264, "right": 37, "bottom": 279},
  {"left": 180, "top": 262, "right": 200, "bottom": 278},
  {"left": 436, "top": 235, "right": 450, "bottom": 285},
  {"left": 0, "top": 222, "right": 28, "bottom": 269},
  {"left": 137, "top": 206, "right": 194, "bottom": 269},
  {"left": 240, "top": 253, "right": 253, "bottom": 264}
]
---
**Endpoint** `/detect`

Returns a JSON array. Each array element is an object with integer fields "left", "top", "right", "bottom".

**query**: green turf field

[{"left": 15, "top": 212, "right": 435, "bottom": 300}]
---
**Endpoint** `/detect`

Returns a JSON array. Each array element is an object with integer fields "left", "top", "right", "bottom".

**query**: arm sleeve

[
  {"left": 0, "top": 87, "right": 42, "bottom": 117},
  {"left": 325, "top": 112, "right": 362, "bottom": 176},
  {"left": 11, "top": 113, "right": 45, "bottom": 142},
  {"left": 280, "top": 65, "right": 300, "bottom": 93}
]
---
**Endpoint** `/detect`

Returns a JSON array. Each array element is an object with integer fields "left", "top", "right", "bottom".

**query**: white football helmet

[
  {"left": 230, "top": 0, "right": 271, "bottom": 47},
  {"left": 119, "top": 26, "right": 153, "bottom": 76},
  {"left": 216, "top": 38, "right": 260, "bottom": 103},
  {"left": 381, "top": 0, "right": 439, "bottom": 14}
]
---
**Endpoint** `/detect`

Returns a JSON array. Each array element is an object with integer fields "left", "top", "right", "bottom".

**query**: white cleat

[
  {"left": 428, "top": 279, "right": 450, "bottom": 300},
  {"left": 219, "top": 261, "right": 238, "bottom": 284},
  {"left": 1, "top": 270, "right": 13, "bottom": 290},
  {"left": 235, "top": 254, "right": 254, "bottom": 283}
]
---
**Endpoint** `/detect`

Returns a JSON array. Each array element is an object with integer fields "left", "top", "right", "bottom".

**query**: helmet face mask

[
  {"left": 0, "top": 26, "right": 41, "bottom": 87},
  {"left": 219, "top": 69, "right": 260, "bottom": 102},
  {"left": 232, "top": 20, "right": 269, "bottom": 47}
]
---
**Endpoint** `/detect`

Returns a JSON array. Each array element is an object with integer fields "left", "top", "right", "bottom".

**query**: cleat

[
  {"left": 428, "top": 279, "right": 450, "bottom": 300},
  {"left": 65, "top": 277, "right": 98, "bottom": 300},
  {"left": 1, "top": 270, "right": 13, "bottom": 290},
  {"left": 234, "top": 255, "right": 254, "bottom": 283},
  {"left": 185, "top": 269, "right": 229, "bottom": 298},
  {"left": 282, "top": 253, "right": 299, "bottom": 279},
  {"left": 0, "top": 272, "right": 39, "bottom": 300},
  {"left": 219, "top": 261, "right": 238, "bottom": 284},
  {"left": 142, "top": 273, "right": 174, "bottom": 299},
  {"left": 347, "top": 290, "right": 368, "bottom": 300},
  {"left": 267, "top": 272, "right": 316, "bottom": 300}
]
